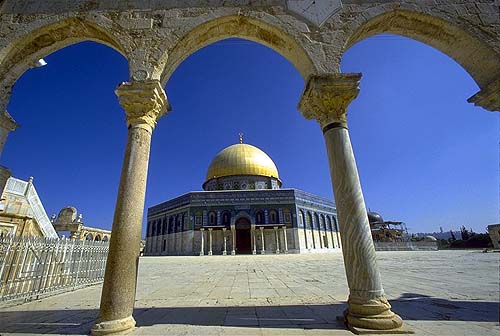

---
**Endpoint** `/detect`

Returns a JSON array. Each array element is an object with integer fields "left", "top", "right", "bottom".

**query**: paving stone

[{"left": 0, "top": 251, "right": 498, "bottom": 335}]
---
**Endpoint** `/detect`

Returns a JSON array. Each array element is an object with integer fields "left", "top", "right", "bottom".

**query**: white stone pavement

[{"left": 0, "top": 250, "right": 499, "bottom": 335}]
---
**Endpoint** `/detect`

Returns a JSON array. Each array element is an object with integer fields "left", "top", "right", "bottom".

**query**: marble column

[
  {"left": 274, "top": 226, "right": 280, "bottom": 254},
  {"left": 0, "top": 111, "right": 18, "bottom": 161},
  {"left": 0, "top": 111, "right": 18, "bottom": 194},
  {"left": 282, "top": 226, "right": 288, "bottom": 254},
  {"left": 298, "top": 74, "right": 404, "bottom": 333},
  {"left": 252, "top": 226, "right": 257, "bottom": 255},
  {"left": 222, "top": 228, "right": 227, "bottom": 255},
  {"left": 200, "top": 228, "right": 205, "bottom": 256},
  {"left": 91, "top": 81, "right": 169, "bottom": 336},
  {"left": 260, "top": 227, "right": 265, "bottom": 254},
  {"left": 231, "top": 225, "right": 236, "bottom": 255},
  {"left": 208, "top": 228, "right": 213, "bottom": 256}
]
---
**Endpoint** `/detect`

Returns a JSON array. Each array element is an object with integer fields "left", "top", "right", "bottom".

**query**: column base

[
  {"left": 231, "top": 250, "right": 236, "bottom": 255},
  {"left": 260, "top": 251, "right": 265, "bottom": 255},
  {"left": 199, "top": 252, "right": 204, "bottom": 256},
  {"left": 337, "top": 314, "right": 413, "bottom": 335},
  {"left": 91, "top": 315, "right": 136, "bottom": 336},
  {"left": 252, "top": 250, "right": 256, "bottom": 255},
  {"left": 208, "top": 251, "right": 212, "bottom": 256},
  {"left": 223, "top": 251, "right": 227, "bottom": 255},
  {"left": 338, "top": 297, "right": 413, "bottom": 334}
]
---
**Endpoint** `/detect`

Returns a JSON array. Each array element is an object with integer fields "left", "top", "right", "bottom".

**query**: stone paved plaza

[{"left": 0, "top": 250, "right": 498, "bottom": 335}]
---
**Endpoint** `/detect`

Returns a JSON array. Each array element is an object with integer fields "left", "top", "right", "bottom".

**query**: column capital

[
  {"left": 115, "top": 80, "right": 171, "bottom": 131},
  {"left": 0, "top": 111, "right": 19, "bottom": 131},
  {"left": 468, "top": 78, "right": 500, "bottom": 112},
  {"left": 298, "top": 73, "right": 361, "bottom": 130}
]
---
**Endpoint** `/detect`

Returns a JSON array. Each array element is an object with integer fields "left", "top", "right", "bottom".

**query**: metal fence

[{"left": 0, "top": 235, "right": 109, "bottom": 304}]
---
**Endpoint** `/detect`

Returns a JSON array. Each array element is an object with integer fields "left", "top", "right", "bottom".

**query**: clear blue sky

[{"left": 5, "top": 35, "right": 499, "bottom": 236}]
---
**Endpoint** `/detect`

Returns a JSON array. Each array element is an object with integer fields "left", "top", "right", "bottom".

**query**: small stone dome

[
  {"left": 367, "top": 211, "right": 384, "bottom": 224},
  {"left": 424, "top": 235, "right": 438, "bottom": 242}
]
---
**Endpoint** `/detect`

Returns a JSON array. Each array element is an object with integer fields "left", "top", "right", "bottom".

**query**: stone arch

[
  {"left": 95, "top": 234, "right": 102, "bottom": 241},
  {"left": 342, "top": 9, "right": 500, "bottom": 91},
  {"left": 233, "top": 211, "right": 251, "bottom": 226},
  {"left": 86, "top": 233, "right": 93, "bottom": 241},
  {"left": 0, "top": 17, "right": 129, "bottom": 109},
  {"left": 157, "top": 15, "right": 317, "bottom": 85}
]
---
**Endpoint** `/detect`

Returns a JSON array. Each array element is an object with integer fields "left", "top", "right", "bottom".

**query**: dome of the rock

[{"left": 203, "top": 143, "right": 281, "bottom": 190}]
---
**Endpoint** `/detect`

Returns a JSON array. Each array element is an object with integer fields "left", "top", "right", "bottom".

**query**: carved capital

[
  {"left": 468, "top": 79, "right": 500, "bottom": 112},
  {"left": 115, "top": 80, "right": 170, "bottom": 130},
  {"left": 0, "top": 111, "right": 19, "bottom": 132},
  {"left": 298, "top": 73, "right": 361, "bottom": 129}
]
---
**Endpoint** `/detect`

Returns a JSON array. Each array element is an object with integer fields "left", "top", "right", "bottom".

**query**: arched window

[
  {"left": 255, "top": 210, "right": 264, "bottom": 224},
  {"left": 95, "top": 235, "right": 102, "bottom": 241},
  {"left": 169, "top": 217, "right": 174, "bottom": 233},
  {"left": 307, "top": 212, "right": 313, "bottom": 229},
  {"left": 222, "top": 211, "right": 231, "bottom": 225},
  {"left": 299, "top": 210, "right": 304, "bottom": 226},
  {"left": 176, "top": 215, "right": 181, "bottom": 232},
  {"left": 283, "top": 209, "right": 291, "bottom": 223},
  {"left": 86, "top": 233, "right": 93, "bottom": 241},
  {"left": 156, "top": 220, "right": 161, "bottom": 235},
  {"left": 102, "top": 236, "right": 109, "bottom": 242},
  {"left": 150, "top": 221, "right": 156, "bottom": 236},
  {"left": 208, "top": 211, "right": 216, "bottom": 225},
  {"left": 326, "top": 216, "right": 332, "bottom": 231},
  {"left": 332, "top": 216, "right": 339, "bottom": 232},
  {"left": 269, "top": 210, "right": 278, "bottom": 224}
]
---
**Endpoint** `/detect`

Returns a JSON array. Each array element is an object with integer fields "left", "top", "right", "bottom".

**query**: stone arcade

[
  {"left": 145, "top": 140, "right": 341, "bottom": 256},
  {"left": 0, "top": 1, "right": 498, "bottom": 335}
]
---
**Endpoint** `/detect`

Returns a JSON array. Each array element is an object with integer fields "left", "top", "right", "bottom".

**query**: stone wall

[{"left": 0, "top": 0, "right": 498, "bottom": 113}]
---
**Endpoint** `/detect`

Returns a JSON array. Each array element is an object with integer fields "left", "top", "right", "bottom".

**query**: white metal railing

[{"left": 0, "top": 235, "right": 109, "bottom": 303}]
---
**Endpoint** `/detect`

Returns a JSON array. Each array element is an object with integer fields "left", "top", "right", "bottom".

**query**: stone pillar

[
  {"left": 92, "top": 81, "right": 169, "bottom": 336},
  {"left": 0, "top": 111, "right": 18, "bottom": 161},
  {"left": 298, "top": 74, "right": 404, "bottom": 333},
  {"left": 252, "top": 226, "right": 257, "bottom": 255},
  {"left": 317, "top": 216, "right": 324, "bottom": 249},
  {"left": 282, "top": 226, "right": 288, "bottom": 254},
  {"left": 0, "top": 112, "right": 18, "bottom": 195},
  {"left": 260, "top": 227, "right": 265, "bottom": 254},
  {"left": 222, "top": 227, "right": 227, "bottom": 255},
  {"left": 0, "top": 165, "right": 11, "bottom": 197},
  {"left": 208, "top": 228, "right": 213, "bottom": 256},
  {"left": 231, "top": 225, "right": 236, "bottom": 255},
  {"left": 274, "top": 226, "right": 280, "bottom": 254},
  {"left": 199, "top": 228, "right": 205, "bottom": 256}
]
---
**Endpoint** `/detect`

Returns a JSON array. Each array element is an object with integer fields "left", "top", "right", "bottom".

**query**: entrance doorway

[{"left": 235, "top": 218, "right": 251, "bottom": 254}]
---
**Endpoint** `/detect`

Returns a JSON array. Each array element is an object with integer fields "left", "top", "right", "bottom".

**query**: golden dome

[{"left": 205, "top": 143, "right": 280, "bottom": 182}]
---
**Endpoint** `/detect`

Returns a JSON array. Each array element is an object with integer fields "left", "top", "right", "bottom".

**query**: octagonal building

[{"left": 145, "top": 141, "right": 340, "bottom": 255}]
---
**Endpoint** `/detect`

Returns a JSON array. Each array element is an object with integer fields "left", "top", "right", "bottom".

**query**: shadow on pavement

[{"left": 0, "top": 294, "right": 497, "bottom": 334}]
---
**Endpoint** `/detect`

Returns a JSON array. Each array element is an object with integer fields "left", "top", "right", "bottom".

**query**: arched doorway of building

[{"left": 235, "top": 218, "right": 251, "bottom": 254}]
